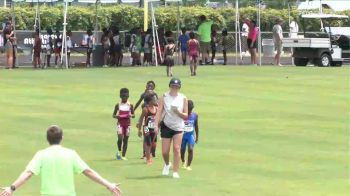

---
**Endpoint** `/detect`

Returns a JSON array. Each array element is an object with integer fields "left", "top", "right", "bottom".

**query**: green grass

[{"left": 0, "top": 66, "right": 349, "bottom": 196}]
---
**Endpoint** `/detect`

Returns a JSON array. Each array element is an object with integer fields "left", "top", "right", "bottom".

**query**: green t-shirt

[
  {"left": 26, "top": 145, "right": 89, "bottom": 196},
  {"left": 198, "top": 21, "right": 213, "bottom": 42}
]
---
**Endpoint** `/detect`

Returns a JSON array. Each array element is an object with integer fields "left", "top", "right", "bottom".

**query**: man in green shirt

[
  {"left": 0, "top": 125, "right": 122, "bottom": 196},
  {"left": 197, "top": 15, "right": 213, "bottom": 65}
]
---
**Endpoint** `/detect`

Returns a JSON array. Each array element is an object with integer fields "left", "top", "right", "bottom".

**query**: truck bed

[{"left": 283, "top": 38, "right": 330, "bottom": 48}]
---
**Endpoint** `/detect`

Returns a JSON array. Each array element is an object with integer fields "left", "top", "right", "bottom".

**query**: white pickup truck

[{"left": 282, "top": 14, "right": 350, "bottom": 67}]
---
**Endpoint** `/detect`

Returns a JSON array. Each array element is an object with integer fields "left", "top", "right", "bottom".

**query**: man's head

[
  {"left": 189, "top": 31, "right": 195, "bottom": 39},
  {"left": 47, "top": 125, "right": 63, "bottom": 145},
  {"left": 276, "top": 18, "right": 283, "bottom": 25},
  {"left": 199, "top": 15, "right": 206, "bottom": 22},
  {"left": 87, "top": 29, "right": 93, "bottom": 36},
  {"left": 120, "top": 88, "right": 129, "bottom": 102},
  {"left": 181, "top": 27, "right": 186, "bottom": 34}
]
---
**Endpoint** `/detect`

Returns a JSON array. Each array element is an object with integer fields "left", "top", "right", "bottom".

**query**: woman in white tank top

[{"left": 155, "top": 78, "right": 188, "bottom": 178}]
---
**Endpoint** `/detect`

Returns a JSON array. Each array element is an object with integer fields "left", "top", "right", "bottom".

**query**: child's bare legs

[
  {"left": 117, "top": 134, "right": 123, "bottom": 153},
  {"left": 7, "top": 45, "right": 14, "bottom": 69},
  {"left": 151, "top": 135, "right": 157, "bottom": 157},
  {"left": 166, "top": 65, "right": 171, "bottom": 77},
  {"left": 145, "top": 142, "right": 152, "bottom": 164},
  {"left": 182, "top": 51, "right": 186, "bottom": 65},
  {"left": 122, "top": 136, "right": 129, "bottom": 157},
  {"left": 186, "top": 145, "right": 194, "bottom": 167},
  {"left": 86, "top": 50, "right": 92, "bottom": 67},
  {"left": 223, "top": 50, "right": 227, "bottom": 65},
  {"left": 115, "top": 52, "right": 120, "bottom": 67},
  {"left": 190, "top": 59, "right": 194, "bottom": 75},
  {"left": 193, "top": 57, "right": 198, "bottom": 76},
  {"left": 67, "top": 52, "right": 71, "bottom": 67},
  {"left": 211, "top": 50, "right": 216, "bottom": 65},
  {"left": 119, "top": 53, "right": 123, "bottom": 66},
  {"left": 46, "top": 54, "right": 51, "bottom": 67}
]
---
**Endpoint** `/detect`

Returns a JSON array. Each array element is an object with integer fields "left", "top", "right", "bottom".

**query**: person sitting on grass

[{"left": 0, "top": 125, "right": 122, "bottom": 196}]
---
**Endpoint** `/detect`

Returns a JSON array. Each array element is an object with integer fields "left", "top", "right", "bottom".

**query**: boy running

[
  {"left": 136, "top": 92, "right": 158, "bottom": 165},
  {"left": 113, "top": 88, "right": 135, "bottom": 160},
  {"left": 187, "top": 32, "right": 200, "bottom": 76},
  {"left": 181, "top": 100, "right": 199, "bottom": 171}
]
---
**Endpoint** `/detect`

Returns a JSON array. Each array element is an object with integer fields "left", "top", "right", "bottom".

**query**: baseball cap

[{"left": 169, "top": 78, "right": 181, "bottom": 88}]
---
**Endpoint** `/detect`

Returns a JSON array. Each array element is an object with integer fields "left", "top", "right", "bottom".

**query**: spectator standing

[
  {"left": 197, "top": 15, "right": 213, "bottom": 65},
  {"left": 273, "top": 18, "right": 284, "bottom": 66}
]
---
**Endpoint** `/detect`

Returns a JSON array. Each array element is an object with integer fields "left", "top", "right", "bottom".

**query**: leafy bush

[{"left": 1, "top": 5, "right": 349, "bottom": 32}]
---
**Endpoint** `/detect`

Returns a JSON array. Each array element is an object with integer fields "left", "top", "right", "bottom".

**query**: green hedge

[{"left": 1, "top": 4, "right": 350, "bottom": 32}]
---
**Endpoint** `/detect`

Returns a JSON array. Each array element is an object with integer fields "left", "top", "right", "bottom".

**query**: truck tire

[
  {"left": 331, "top": 61, "right": 343, "bottom": 67},
  {"left": 294, "top": 58, "right": 308, "bottom": 66},
  {"left": 316, "top": 53, "right": 331, "bottom": 67}
]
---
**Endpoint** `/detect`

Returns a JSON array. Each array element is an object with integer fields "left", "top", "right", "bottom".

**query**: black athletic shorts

[
  {"left": 160, "top": 122, "right": 182, "bottom": 139},
  {"left": 247, "top": 38, "right": 257, "bottom": 49}
]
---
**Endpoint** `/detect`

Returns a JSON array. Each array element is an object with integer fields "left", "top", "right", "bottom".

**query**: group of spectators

[{"left": 1, "top": 14, "right": 299, "bottom": 69}]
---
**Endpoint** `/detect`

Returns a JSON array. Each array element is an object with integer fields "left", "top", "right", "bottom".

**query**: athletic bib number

[
  {"left": 147, "top": 119, "right": 155, "bottom": 129},
  {"left": 184, "top": 122, "right": 193, "bottom": 132}
]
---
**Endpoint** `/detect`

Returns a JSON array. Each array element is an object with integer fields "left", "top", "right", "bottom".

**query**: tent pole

[
  {"left": 176, "top": 1, "right": 180, "bottom": 65},
  {"left": 61, "top": 0, "right": 68, "bottom": 69},
  {"left": 237, "top": 0, "right": 243, "bottom": 64},
  {"left": 153, "top": 4, "right": 162, "bottom": 65},
  {"left": 257, "top": 0, "right": 262, "bottom": 66},
  {"left": 235, "top": 0, "right": 238, "bottom": 65},
  {"left": 151, "top": 3, "right": 158, "bottom": 66}
]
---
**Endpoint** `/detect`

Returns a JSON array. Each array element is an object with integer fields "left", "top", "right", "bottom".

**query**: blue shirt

[
  {"left": 184, "top": 112, "right": 197, "bottom": 134},
  {"left": 179, "top": 34, "right": 190, "bottom": 50}
]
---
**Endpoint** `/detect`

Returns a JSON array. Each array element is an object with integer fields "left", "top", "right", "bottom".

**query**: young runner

[
  {"left": 112, "top": 88, "right": 135, "bottom": 160},
  {"left": 136, "top": 92, "right": 158, "bottom": 165},
  {"left": 181, "top": 100, "right": 199, "bottom": 171},
  {"left": 187, "top": 31, "right": 200, "bottom": 76}
]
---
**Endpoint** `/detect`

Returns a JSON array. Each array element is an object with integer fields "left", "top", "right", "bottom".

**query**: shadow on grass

[{"left": 126, "top": 175, "right": 166, "bottom": 180}]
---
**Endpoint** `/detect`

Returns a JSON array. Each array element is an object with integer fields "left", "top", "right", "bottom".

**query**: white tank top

[{"left": 162, "top": 92, "right": 186, "bottom": 132}]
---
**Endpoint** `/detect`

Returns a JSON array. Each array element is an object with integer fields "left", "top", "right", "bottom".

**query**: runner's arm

[
  {"left": 83, "top": 169, "right": 122, "bottom": 196},
  {"left": 134, "top": 94, "right": 144, "bottom": 111},
  {"left": 1, "top": 170, "right": 33, "bottom": 195},
  {"left": 154, "top": 96, "right": 165, "bottom": 134},
  {"left": 137, "top": 107, "right": 147, "bottom": 130},
  {"left": 112, "top": 104, "right": 119, "bottom": 119},
  {"left": 130, "top": 104, "right": 135, "bottom": 118},
  {"left": 195, "top": 114, "right": 199, "bottom": 143}
]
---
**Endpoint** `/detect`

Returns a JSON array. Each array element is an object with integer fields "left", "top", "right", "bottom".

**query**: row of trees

[{"left": 1, "top": 4, "right": 349, "bottom": 32}]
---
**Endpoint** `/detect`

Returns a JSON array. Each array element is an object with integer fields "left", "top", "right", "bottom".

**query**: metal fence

[{"left": 7, "top": 30, "right": 291, "bottom": 54}]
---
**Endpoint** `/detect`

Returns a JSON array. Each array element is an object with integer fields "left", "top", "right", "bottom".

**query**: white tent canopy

[
  {"left": 301, "top": 13, "right": 349, "bottom": 19},
  {"left": 298, "top": 0, "right": 350, "bottom": 12}
]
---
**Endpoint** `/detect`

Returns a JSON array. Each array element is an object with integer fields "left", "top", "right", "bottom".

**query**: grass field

[{"left": 0, "top": 66, "right": 349, "bottom": 196}]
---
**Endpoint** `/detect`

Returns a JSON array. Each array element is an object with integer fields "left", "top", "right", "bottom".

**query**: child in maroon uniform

[
  {"left": 136, "top": 92, "right": 158, "bottom": 165},
  {"left": 112, "top": 88, "right": 135, "bottom": 160}
]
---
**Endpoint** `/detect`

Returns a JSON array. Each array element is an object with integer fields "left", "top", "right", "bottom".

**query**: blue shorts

[
  {"left": 181, "top": 47, "right": 187, "bottom": 53},
  {"left": 181, "top": 132, "right": 195, "bottom": 150}
]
